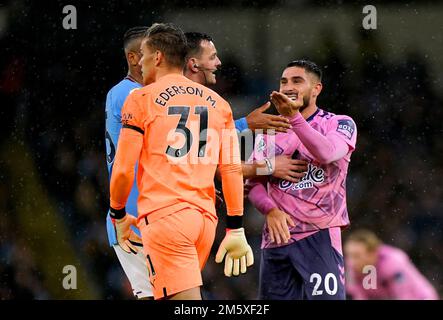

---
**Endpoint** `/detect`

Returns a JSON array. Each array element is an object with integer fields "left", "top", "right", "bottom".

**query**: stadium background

[{"left": 0, "top": 0, "right": 442, "bottom": 299}]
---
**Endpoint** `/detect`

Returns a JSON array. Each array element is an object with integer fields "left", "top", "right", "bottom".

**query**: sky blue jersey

[{"left": 105, "top": 77, "right": 142, "bottom": 246}]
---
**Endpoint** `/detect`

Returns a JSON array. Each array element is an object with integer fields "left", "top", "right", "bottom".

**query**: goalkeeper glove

[
  {"left": 215, "top": 227, "right": 254, "bottom": 277},
  {"left": 110, "top": 207, "right": 143, "bottom": 254}
]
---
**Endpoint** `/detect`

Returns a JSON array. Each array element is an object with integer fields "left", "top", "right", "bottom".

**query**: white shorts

[{"left": 113, "top": 245, "right": 153, "bottom": 299}]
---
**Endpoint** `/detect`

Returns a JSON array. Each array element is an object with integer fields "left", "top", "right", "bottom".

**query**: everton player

[{"left": 247, "top": 60, "right": 357, "bottom": 300}]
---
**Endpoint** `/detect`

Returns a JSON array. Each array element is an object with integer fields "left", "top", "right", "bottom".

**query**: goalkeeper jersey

[{"left": 110, "top": 73, "right": 243, "bottom": 223}]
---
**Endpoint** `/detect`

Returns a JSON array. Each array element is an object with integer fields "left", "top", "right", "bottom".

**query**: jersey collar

[{"left": 306, "top": 108, "right": 320, "bottom": 122}]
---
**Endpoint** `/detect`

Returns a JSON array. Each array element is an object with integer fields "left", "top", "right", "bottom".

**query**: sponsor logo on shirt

[
  {"left": 278, "top": 163, "right": 325, "bottom": 190},
  {"left": 121, "top": 112, "right": 133, "bottom": 125},
  {"left": 336, "top": 119, "right": 355, "bottom": 139}
]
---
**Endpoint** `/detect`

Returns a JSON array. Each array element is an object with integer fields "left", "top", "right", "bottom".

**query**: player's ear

[
  {"left": 312, "top": 82, "right": 323, "bottom": 99},
  {"left": 187, "top": 58, "right": 199, "bottom": 73},
  {"left": 155, "top": 50, "right": 163, "bottom": 67},
  {"left": 127, "top": 51, "right": 138, "bottom": 66}
]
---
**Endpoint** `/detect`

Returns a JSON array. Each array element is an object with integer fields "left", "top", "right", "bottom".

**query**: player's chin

[{"left": 211, "top": 73, "right": 219, "bottom": 85}]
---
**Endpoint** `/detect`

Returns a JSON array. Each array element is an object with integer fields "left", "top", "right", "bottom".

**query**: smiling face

[
  {"left": 279, "top": 66, "right": 315, "bottom": 111},
  {"left": 194, "top": 40, "right": 221, "bottom": 85}
]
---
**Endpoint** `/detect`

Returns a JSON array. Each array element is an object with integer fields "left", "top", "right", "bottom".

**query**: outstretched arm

[
  {"left": 288, "top": 113, "right": 349, "bottom": 164},
  {"left": 270, "top": 91, "right": 355, "bottom": 164}
]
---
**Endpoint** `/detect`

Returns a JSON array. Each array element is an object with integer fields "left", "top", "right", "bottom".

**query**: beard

[
  {"left": 299, "top": 92, "right": 311, "bottom": 112},
  {"left": 203, "top": 70, "right": 216, "bottom": 85}
]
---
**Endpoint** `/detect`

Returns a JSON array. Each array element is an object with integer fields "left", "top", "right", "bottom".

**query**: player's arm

[
  {"left": 215, "top": 161, "right": 268, "bottom": 185},
  {"left": 385, "top": 254, "right": 438, "bottom": 300},
  {"left": 241, "top": 160, "right": 268, "bottom": 178},
  {"left": 242, "top": 157, "right": 308, "bottom": 181},
  {"left": 270, "top": 91, "right": 356, "bottom": 164},
  {"left": 246, "top": 172, "right": 295, "bottom": 244},
  {"left": 109, "top": 92, "right": 146, "bottom": 254},
  {"left": 215, "top": 105, "right": 254, "bottom": 277},
  {"left": 289, "top": 113, "right": 351, "bottom": 164},
  {"left": 234, "top": 102, "right": 291, "bottom": 133},
  {"left": 110, "top": 129, "right": 143, "bottom": 211}
]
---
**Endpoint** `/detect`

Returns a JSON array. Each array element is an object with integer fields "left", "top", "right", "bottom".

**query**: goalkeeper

[{"left": 110, "top": 23, "right": 253, "bottom": 300}]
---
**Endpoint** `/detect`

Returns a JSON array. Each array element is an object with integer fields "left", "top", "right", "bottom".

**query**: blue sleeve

[
  {"left": 105, "top": 91, "right": 122, "bottom": 174},
  {"left": 235, "top": 117, "right": 248, "bottom": 132}
]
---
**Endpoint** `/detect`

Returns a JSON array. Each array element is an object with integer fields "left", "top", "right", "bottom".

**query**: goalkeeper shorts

[{"left": 138, "top": 207, "right": 217, "bottom": 300}]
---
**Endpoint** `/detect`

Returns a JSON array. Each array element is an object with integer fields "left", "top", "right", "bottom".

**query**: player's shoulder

[
  {"left": 317, "top": 108, "right": 355, "bottom": 123},
  {"left": 180, "top": 76, "right": 228, "bottom": 105},
  {"left": 201, "top": 84, "right": 226, "bottom": 102},
  {"left": 334, "top": 114, "right": 356, "bottom": 126},
  {"left": 107, "top": 78, "right": 141, "bottom": 105},
  {"left": 124, "top": 83, "right": 153, "bottom": 103},
  {"left": 379, "top": 245, "right": 409, "bottom": 265},
  {"left": 203, "top": 86, "right": 231, "bottom": 114},
  {"left": 108, "top": 78, "right": 141, "bottom": 96},
  {"left": 317, "top": 109, "right": 357, "bottom": 139}
]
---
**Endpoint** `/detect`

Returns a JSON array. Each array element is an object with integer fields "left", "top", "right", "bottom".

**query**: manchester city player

[{"left": 105, "top": 26, "right": 152, "bottom": 299}]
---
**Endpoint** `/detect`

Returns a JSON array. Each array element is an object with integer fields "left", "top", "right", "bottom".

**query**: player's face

[
  {"left": 139, "top": 39, "right": 156, "bottom": 86},
  {"left": 195, "top": 40, "right": 221, "bottom": 85},
  {"left": 279, "top": 67, "right": 313, "bottom": 110},
  {"left": 131, "top": 39, "right": 143, "bottom": 78},
  {"left": 344, "top": 241, "right": 374, "bottom": 273}
]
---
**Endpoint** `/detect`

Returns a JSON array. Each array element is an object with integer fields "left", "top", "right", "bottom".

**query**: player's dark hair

[
  {"left": 123, "top": 26, "right": 149, "bottom": 50},
  {"left": 346, "top": 229, "right": 382, "bottom": 252},
  {"left": 184, "top": 32, "right": 213, "bottom": 59},
  {"left": 143, "top": 23, "right": 187, "bottom": 69},
  {"left": 286, "top": 59, "right": 322, "bottom": 81}
]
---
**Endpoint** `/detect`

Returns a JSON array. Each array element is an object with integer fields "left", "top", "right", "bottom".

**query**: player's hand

[
  {"left": 266, "top": 208, "right": 296, "bottom": 245},
  {"left": 245, "top": 102, "right": 291, "bottom": 133},
  {"left": 113, "top": 214, "right": 143, "bottom": 254},
  {"left": 270, "top": 91, "right": 304, "bottom": 117},
  {"left": 215, "top": 227, "right": 254, "bottom": 277},
  {"left": 273, "top": 155, "right": 308, "bottom": 183}
]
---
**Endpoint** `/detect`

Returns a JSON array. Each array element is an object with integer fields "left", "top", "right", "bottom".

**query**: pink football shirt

[
  {"left": 346, "top": 245, "right": 438, "bottom": 300},
  {"left": 247, "top": 108, "right": 357, "bottom": 249}
]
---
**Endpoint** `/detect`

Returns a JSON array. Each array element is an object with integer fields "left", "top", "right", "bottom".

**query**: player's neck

[
  {"left": 184, "top": 69, "right": 200, "bottom": 84},
  {"left": 300, "top": 104, "right": 318, "bottom": 120},
  {"left": 127, "top": 69, "right": 143, "bottom": 85},
  {"left": 155, "top": 67, "right": 184, "bottom": 81}
]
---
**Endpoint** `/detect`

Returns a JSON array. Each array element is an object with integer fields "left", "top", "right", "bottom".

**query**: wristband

[
  {"left": 110, "top": 206, "right": 126, "bottom": 220},
  {"left": 226, "top": 215, "right": 243, "bottom": 229},
  {"left": 263, "top": 157, "right": 274, "bottom": 175}
]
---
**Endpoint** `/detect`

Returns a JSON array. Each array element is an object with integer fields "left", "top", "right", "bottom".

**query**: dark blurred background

[{"left": 0, "top": 0, "right": 442, "bottom": 299}]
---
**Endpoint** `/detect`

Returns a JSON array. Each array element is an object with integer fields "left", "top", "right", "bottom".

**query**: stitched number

[
  {"left": 310, "top": 273, "right": 338, "bottom": 296},
  {"left": 195, "top": 106, "right": 208, "bottom": 157},
  {"left": 165, "top": 106, "right": 208, "bottom": 158}
]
